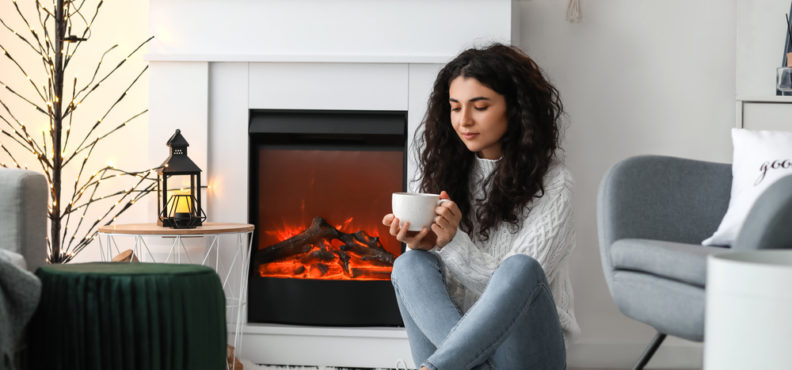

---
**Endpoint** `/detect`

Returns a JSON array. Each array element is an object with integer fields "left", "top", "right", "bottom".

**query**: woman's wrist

[{"left": 435, "top": 228, "right": 460, "bottom": 250}]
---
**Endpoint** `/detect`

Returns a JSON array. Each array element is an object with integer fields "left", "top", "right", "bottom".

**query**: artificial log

[
  {"left": 338, "top": 241, "right": 394, "bottom": 266},
  {"left": 338, "top": 231, "right": 395, "bottom": 265},
  {"left": 254, "top": 216, "right": 396, "bottom": 278},
  {"left": 300, "top": 249, "right": 335, "bottom": 264},
  {"left": 333, "top": 250, "right": 351, "bottom": 275},
  {"left": 255, "top": 217, "right": 337, "bottom": 262},
  {"left": 255, "top": 217, "right": 394, "bottom": 266}
]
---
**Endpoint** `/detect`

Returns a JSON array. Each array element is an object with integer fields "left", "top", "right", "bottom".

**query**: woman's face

[{"left": 448, "top": 76, "right": 509, "bottom": 160}]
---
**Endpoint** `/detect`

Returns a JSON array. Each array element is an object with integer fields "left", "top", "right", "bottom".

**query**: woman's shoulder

[
  {"left": 544, "top": 161, "right": 574, "bottom": 192},
  {"left": 515, "top": 161, "right": 573, "bottom": 224}
]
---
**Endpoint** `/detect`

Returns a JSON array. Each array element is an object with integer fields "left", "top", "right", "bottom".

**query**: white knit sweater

[{"left": 428, "top": 157, "right": 581, "bottom": 340}]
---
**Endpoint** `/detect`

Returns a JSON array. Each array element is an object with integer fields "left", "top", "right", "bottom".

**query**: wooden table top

[{"left": 98, "top": 222, "right": 255, "bottom": 235}]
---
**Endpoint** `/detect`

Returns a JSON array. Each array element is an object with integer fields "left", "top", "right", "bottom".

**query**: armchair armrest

[
  {"left": 734, "top": 174, "right": 792, "bottom": 251},
  {"left": 0, "top": 169, "right": 47, "bottom": 271}
]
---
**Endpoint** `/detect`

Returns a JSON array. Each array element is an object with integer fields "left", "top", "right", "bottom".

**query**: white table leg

[
  {"left": 232, "top": 231, "right": 253, "bottom": 361},
  {"left": 98, "top": 235, "right": 106, "bottom": 262}
]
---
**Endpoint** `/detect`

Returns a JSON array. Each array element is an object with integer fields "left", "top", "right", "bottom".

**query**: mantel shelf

[{"left": 145, "top": 53, "right": 454, "bottom": 64}]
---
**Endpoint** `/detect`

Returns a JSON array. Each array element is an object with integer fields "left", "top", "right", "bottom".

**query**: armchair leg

[{"left": 632, "top": 332, "right": 667, "bottom": 370}]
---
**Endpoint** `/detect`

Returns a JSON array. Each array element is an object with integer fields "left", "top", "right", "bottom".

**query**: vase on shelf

[{"left": 777, "top": 66, "right": 792, "bottom": 93}]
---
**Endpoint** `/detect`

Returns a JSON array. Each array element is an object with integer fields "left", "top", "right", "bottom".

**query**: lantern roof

[
  {"left": 166, "top": 129, "right": 190, "bottom": 148},
  {"left": 159, "top": 129, "right": 202, "bottom": 174}
]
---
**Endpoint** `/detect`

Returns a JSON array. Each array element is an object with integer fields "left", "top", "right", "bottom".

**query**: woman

[{"left": 382, "top": 44, "right": 579, "bottom": 370}]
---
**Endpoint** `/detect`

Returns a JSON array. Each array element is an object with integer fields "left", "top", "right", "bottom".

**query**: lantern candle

[{"left": 171, "top": 190, "right": 193, "bottom": 214}]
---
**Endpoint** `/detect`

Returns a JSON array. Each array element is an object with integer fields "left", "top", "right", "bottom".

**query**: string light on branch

[
  {"left": 0, "top": 0, "right": 157, "bottom": 263},
  {"left": 62, "top": 35, "right": 87, "bottom": 43}
]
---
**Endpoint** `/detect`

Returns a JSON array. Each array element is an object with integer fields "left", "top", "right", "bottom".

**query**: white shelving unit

[
  {"left": 736, "top": 95, "right": 792, "bottom": 130},
  {"left": 736, "top": 0, "right": 792, "bottom": 131}
]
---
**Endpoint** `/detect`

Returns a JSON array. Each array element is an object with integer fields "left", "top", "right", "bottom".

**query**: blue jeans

[{"left": 391, "top": 251, "right": 566, "bottom": 370}]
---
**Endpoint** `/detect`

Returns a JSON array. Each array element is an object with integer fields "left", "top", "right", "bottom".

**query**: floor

[{"left": 249, "top": 364, "right": 698, "bottom": 370}]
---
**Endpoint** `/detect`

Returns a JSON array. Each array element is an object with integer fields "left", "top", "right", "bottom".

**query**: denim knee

[
  {"left": 497, "top": 254, "right": 547, "bottom": 289},
  {"left": 391, "top": 250, "right": 439, "bottom": 285}
]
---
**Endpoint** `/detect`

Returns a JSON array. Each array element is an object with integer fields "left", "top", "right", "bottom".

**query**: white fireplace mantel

[
  {"left": 147, "top": 0, "right": 514, "bottom": 367},
  {"left": 148, "top": 0, "right": 515, "bottom": 63}
]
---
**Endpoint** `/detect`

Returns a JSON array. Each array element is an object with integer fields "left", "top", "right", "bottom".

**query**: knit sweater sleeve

[{"left": 435, "top": 168, "right": 575, "bottom": 296}]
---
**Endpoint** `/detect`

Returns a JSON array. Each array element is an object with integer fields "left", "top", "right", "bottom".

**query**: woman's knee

[
  {"left": 391, "top": 250, "right": 440, "bottom": 284},
  {"left": 497, "top": 254, "right": 547, "bottom": 287}
]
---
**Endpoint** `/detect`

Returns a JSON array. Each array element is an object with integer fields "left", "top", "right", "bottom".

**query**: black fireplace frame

[{"left": 248, "top": 109, "right": 407, "bottom": 326}]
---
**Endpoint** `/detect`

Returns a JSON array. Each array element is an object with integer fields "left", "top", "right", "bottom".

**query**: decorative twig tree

[{"left": 0, "top": 0, "right": 156, "bottom": 263}]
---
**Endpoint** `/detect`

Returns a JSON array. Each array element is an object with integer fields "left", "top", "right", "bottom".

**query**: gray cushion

[
  {"left": 612, "top": 270, "right": 705, "bottom": 341},
  {"left": 610, "top": 238, "right": 729, "bottom": 287}
]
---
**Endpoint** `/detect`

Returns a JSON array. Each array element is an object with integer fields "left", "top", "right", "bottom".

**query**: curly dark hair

[{"left": 416, "top": 43, "right": 563, "bottom": 240}]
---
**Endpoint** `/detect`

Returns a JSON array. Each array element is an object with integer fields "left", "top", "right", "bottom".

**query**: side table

[
  {"left": 97, "top": 222, "right": 254, "bottom": 363},
  {"left": 705, "top": 250, "right": 792, "bottom": 369}
]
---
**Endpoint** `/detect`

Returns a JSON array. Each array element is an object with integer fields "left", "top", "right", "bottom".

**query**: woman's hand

[
  {"left": 382, "top": 190, "right": 461, "bottom": 250},
  {"left": 432, "top": 191, "right": 461, "bottom": 248},
  {"left": 381, "top": 213, "right": 437, "bottom": 250}
]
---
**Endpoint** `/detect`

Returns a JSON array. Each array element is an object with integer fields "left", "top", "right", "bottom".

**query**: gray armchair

[
  {"left": 0, "top": 169, "right": 46, "bottom": 370},
  {"left": 597, "top": 155, "right": 792, "bottom": 369}
]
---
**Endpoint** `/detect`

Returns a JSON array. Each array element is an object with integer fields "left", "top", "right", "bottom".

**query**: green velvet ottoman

[{"left": 27, "top": 263, "right": 226, "bottom": 370}]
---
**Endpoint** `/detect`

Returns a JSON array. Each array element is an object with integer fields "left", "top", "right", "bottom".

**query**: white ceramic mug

[{"left": 392, "top": 192, "right": 447, "bottom": 231}]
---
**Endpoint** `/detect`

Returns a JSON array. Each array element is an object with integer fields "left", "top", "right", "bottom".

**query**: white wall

[
  {"left": 0, "top": 1, "right": 149, "bottom": 262},
  {"left": 517, "top": 0, "right": 736, "bottom": 367}
]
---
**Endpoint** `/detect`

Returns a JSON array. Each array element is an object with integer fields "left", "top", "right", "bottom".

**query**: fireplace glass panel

[
  {"left": 255, "top": 148, "right": 403, "bottom": 280},
  {"left": 248, "top": 110, "right": 405, "bottom": 326}
]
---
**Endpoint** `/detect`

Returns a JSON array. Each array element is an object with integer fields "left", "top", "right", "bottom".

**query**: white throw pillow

[{"left": 703, "top": 128, "right": 792, "bottom": 246}]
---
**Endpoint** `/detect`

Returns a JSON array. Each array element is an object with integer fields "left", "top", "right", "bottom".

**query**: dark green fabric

[{"left": 27, "top": 263, "right": 226, "bottom": 370}]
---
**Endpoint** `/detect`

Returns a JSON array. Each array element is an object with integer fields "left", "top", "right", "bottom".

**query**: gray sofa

[
  {"left": 598, "top": 155, "right": 792, "bottom": 369},
  {"left": 0, "top": 169, "right": 47, "bottom": 370}
]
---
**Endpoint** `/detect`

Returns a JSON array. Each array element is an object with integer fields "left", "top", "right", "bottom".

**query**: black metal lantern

[{"left": 157, "top": 129, "right": 206, "bottom": 228}]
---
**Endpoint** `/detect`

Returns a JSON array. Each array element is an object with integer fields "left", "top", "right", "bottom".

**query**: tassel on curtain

[{"left": 567, "top": 0, "right": 582, "bottom": 22}]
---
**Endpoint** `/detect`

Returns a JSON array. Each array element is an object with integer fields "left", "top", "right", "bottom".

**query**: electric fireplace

[{"left": 248, "top": 110, "right": 405, "bottom": 326}]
